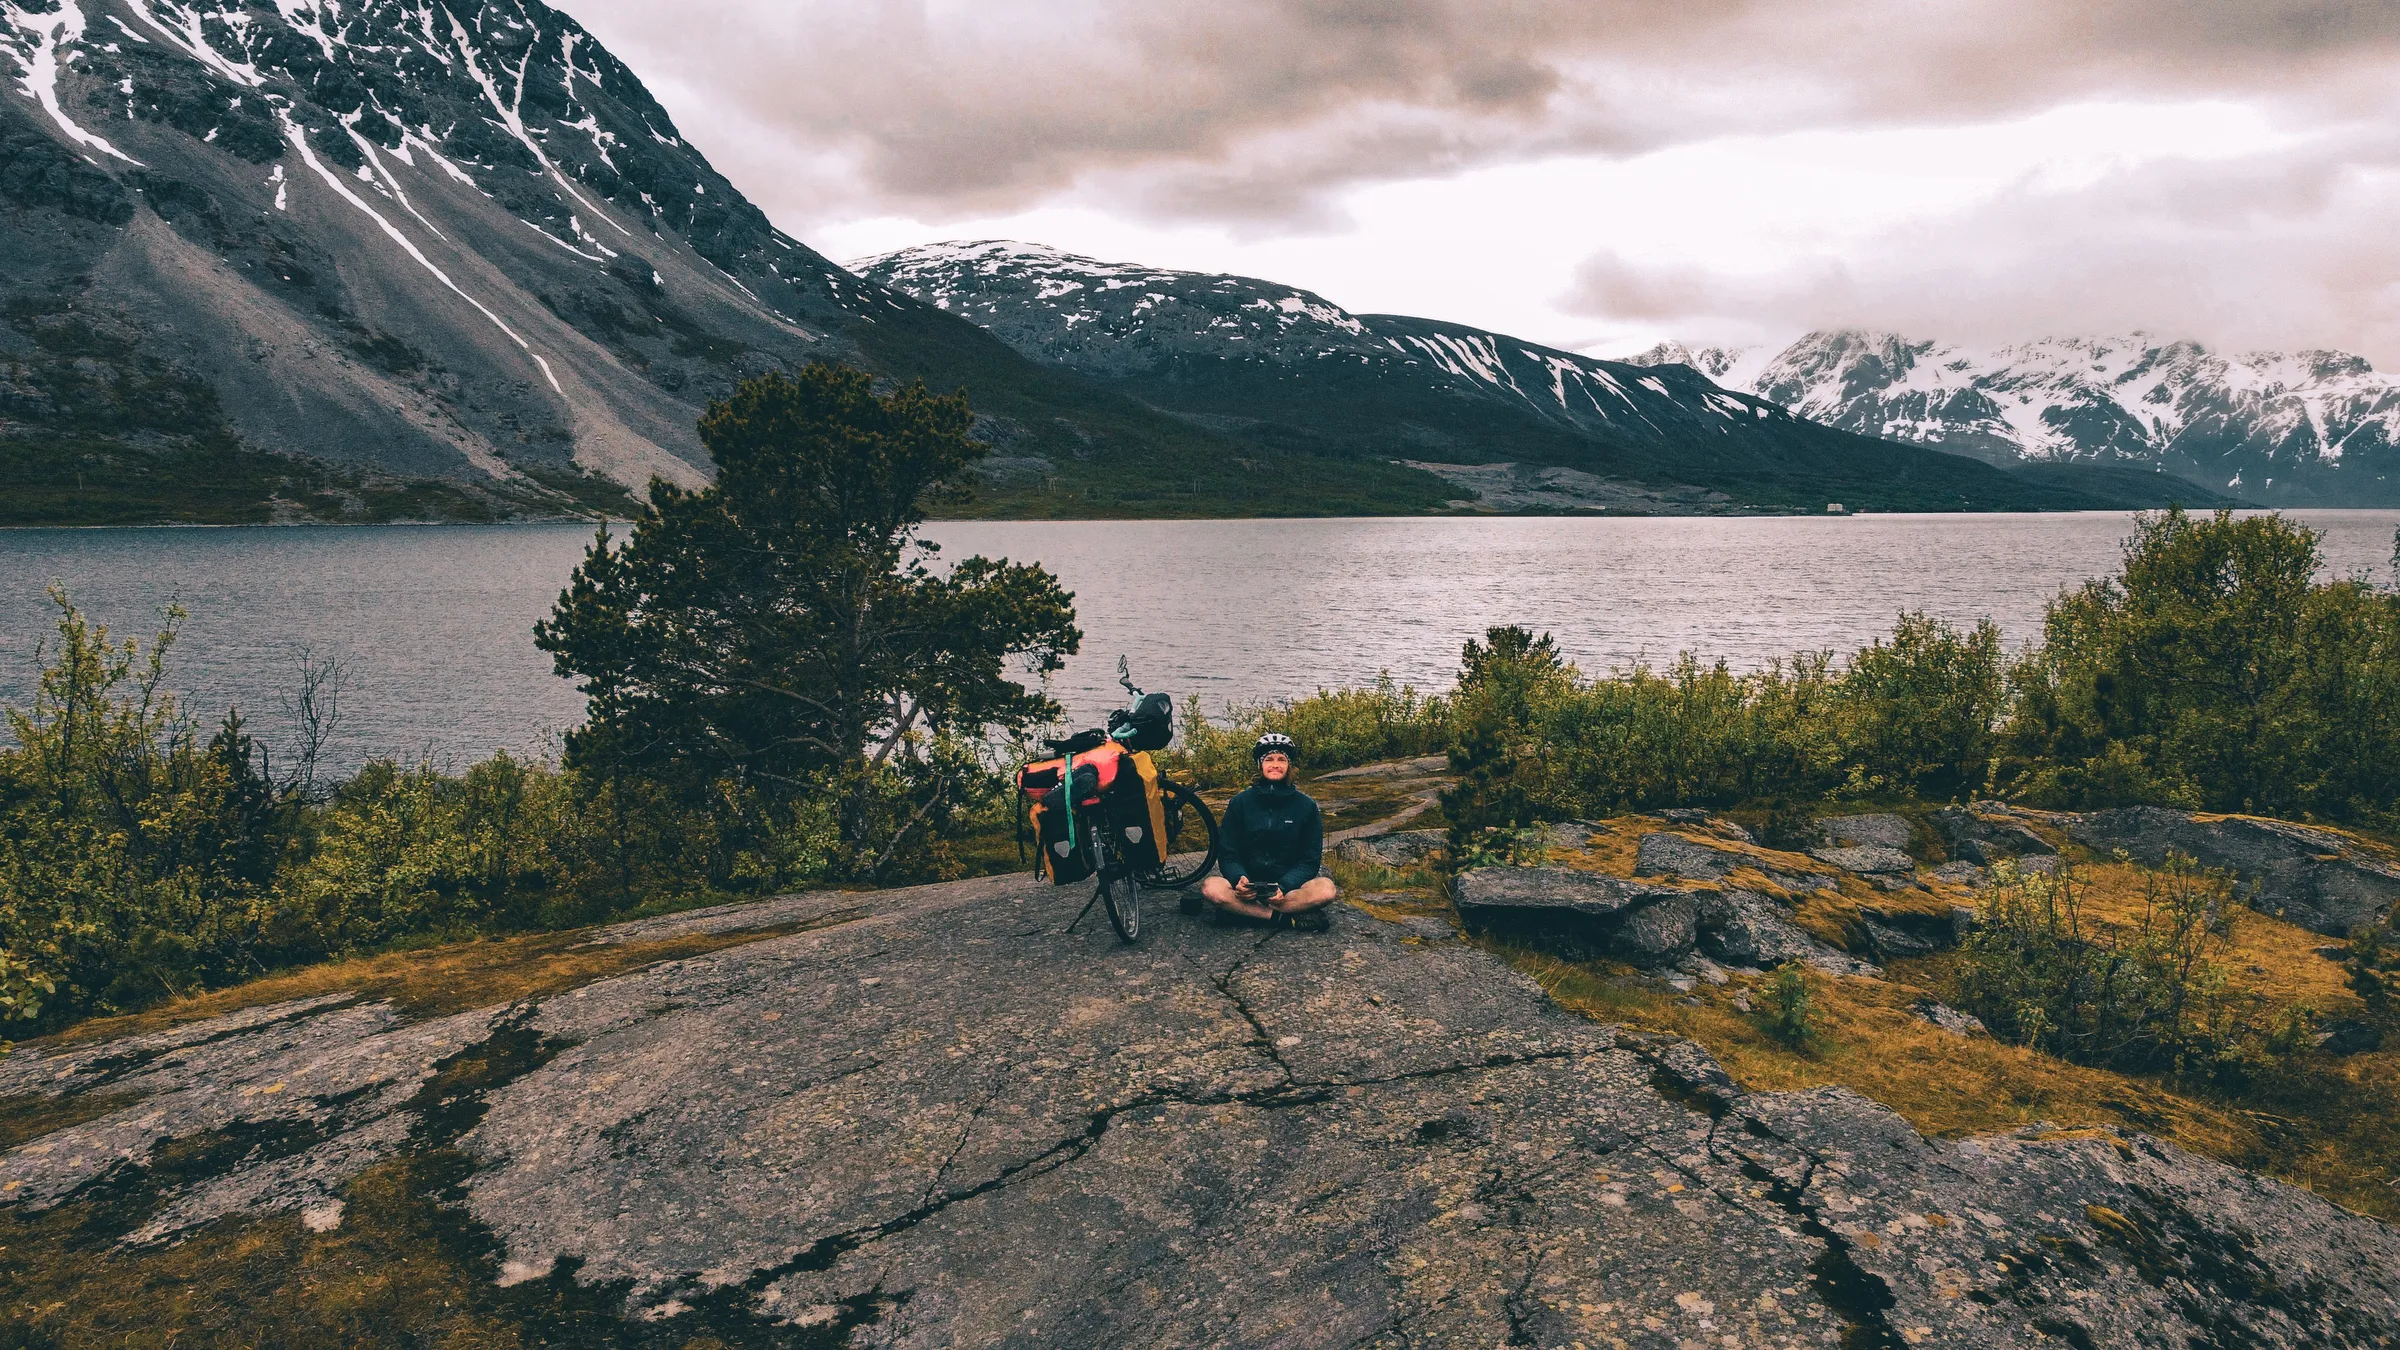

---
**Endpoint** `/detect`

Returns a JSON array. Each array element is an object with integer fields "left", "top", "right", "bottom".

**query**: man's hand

[{"left": 1232, "top": 877, "right": 1256, "bottom": 904}]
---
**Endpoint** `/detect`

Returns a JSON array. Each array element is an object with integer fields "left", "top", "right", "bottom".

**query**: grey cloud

[
  {"left": 559, "top": 0, "right": 2400, "bottom": 229},
  {"left": 1560, "top": 118, "right": 2400, "bottom": 364}
]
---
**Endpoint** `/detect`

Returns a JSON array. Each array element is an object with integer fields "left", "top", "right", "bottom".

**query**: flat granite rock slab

[
  {"left": 1452, "top": 866, "right": 1671, "bottom": 918},
  {"left": 0, "top": 995, "right": 506, "bottom": 1226},
  {"left": 1632, "top": 831, "right": 1742, "bottom": 881},
  {"left": 5, "top": 865, "right": 2398, "bottom": 1345},
  {"left": 1726, "top": 1087, "right": 2400, "bottom": 1348},
  {"left": 591, "top": 889, "right": 878, "bottom": 944},
  {"left": 463, "top": 886, "right": 1845, "bottom": 1345},
  {"left": 1315, "top": 755, "right": 1449, "bottom": 781},
  {"left": 1331, "top": 828, "right": 1447, "bottom": 869}
]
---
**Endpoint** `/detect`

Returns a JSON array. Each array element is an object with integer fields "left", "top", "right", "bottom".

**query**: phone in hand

[{"left": 1254, "top": 882, "right": 1282, "bottom": 906}]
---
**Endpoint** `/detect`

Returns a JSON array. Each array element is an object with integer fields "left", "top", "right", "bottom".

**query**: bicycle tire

[
  {"left": 1138, "top": 780, "right": 1220, "bottom": 889},
  {"left": 1094, "top": 834, "right": 1140, "bottom": 942}
]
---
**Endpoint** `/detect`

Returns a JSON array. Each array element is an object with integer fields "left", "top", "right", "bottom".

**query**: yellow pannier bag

[{"left": 1126, "top": 750, "right": 1171, "bottom": 869}]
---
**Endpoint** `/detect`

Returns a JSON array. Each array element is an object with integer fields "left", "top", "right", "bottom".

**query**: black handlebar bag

[{"left": 1108, "top": 692, "right": 1174, "bottom": 752}]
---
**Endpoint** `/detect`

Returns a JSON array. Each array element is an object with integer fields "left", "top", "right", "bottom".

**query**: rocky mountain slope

[
  {"left": 857, "top": 241, "right": 2231, "bottom": 514},
  {"left": 1629, "top": 332, "right": 2400, "bottom": 506},
  {"left": 0, "top": 0, "right": 1443, "bottom": 523},
  {"left": 5, "top": 866, "right": 2397, "bottom": 1345}
]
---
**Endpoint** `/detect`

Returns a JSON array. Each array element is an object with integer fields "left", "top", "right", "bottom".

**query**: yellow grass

[{"left": 35, "top": 904, "right": 869, "bottom": 1050}]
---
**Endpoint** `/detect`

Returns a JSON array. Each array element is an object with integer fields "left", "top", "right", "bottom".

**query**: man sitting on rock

[{"left": 1201, "top": 733, "right": 1338, "bottom": 930}]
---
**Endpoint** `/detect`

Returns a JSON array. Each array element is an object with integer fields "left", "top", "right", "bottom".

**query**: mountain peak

[{"left": 1686, "top": 329, "right": 2400, "bottom": 501}]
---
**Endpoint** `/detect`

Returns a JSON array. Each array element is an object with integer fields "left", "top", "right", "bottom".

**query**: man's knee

[
  {"left": 1199, "top": 876, "right": 1237, "bottom": 906},
  {"left": 1284, "top": 876, "right": 1338, "bottom": 910}
]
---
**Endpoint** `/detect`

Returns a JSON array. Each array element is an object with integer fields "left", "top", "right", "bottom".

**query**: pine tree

[{"left": 537, "top": 362, "right": 1081, "bottom": 879}]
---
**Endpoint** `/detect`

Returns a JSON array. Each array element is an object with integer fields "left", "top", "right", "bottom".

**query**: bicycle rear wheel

[{"left": 1138, "top": 780, "right": 1220, "bottom": 889}]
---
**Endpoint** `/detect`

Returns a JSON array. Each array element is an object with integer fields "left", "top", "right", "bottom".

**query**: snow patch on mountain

[
  {"left": 1623, "top": 330, "right": 2400, "bottom": 504},
  {"left": 4, "top": 0, "right": 142, "bottom": 162}
]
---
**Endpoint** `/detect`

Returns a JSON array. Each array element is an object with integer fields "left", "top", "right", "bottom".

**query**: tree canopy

[{"left": 537, "top": 362, "right": 1081, "bottom": 877}]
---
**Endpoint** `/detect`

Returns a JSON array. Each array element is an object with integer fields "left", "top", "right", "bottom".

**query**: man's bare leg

[
  {"left": 1267, "top": 876, "right": 1338, "bottom": 915},
  {"left": 1200, "top": 875, "right": 1276, "bottom": 921}
]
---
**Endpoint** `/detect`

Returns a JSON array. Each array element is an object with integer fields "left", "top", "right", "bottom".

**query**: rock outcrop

[
  {"left": 5, "top": 872, "right": 2398, "bottom": 1344},
  {"left": 1932, "top": 803, "right": 2059, "bottom": 865},
  {"left": 2065, "top": 807, "right": 2400, "bottom": 936},
  {"left": 1457, "top": 841, "right": 1881, "bottom": 976}
]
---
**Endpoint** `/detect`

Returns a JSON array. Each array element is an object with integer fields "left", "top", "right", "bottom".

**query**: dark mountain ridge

[{"left": 859, "top": 241, "right": 2233, "bottom": 513}]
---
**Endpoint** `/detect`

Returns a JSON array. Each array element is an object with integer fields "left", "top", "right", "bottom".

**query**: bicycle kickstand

[{"left": 1066, "top": 885, "right": 1104, "bottom": 934}]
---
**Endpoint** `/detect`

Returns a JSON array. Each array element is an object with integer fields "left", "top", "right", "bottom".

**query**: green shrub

[
  {"left": 0, "top": 593, "right": 856, "bottom": 1031},
  {"left": 1758, "top": 961, "right": 1823, "bottom": 1050},
  {"left": 1948, "top": 857, "right": 2306, "bottom": 1087},
  {"left": 1838, "top": 612, "right": 2005, "bottom": 800},
  {"left": 2349, "top": 916, "right": 2399, "bottom": 1018},
  {"left": 1431, "top": 613, "right": 1996, "bottom": 832},
  {"left": 0, "top": 594, "right": 280, "bottom": 1021},
  {"left": 1999, "top": 508, "right": 2400, "bottom": 822}
]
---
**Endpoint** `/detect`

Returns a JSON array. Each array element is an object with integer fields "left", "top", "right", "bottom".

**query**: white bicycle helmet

[{"left": 1251, "top": 732, "right": 1297, "bottom": 762}]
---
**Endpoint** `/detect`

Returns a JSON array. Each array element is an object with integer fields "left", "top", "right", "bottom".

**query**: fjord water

[{"left": 3, "top": 513, "right": 2396, "bottom": 774}]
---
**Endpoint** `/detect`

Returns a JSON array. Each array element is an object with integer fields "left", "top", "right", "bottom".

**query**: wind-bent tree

[{"left": 536, "top": 363, "right": 1081, "bottom": 879}]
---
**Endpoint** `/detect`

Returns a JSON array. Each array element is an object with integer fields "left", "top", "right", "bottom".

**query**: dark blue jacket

[{"left": 1217, "top": 778, "right": 1323, "bottom": 892}]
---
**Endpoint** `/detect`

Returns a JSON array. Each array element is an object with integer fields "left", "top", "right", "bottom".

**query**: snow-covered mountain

[
  {"left": 1626, "top": 332, "right": 2400, "bottom": 505},
  {"left": 1, "top": 0, "right": 1329, "bottom": 522},
  {"left": 855, "top": 241, "right": 2180, "bottom": 513},
  {"left": 859, "top": 240, "right": 1793, "bottom": 447}
]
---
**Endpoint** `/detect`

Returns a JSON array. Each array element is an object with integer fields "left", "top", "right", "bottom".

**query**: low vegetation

[
  {"left": 1330, "top": 828, "right": 2400, "bottom": 1224},
  {"left": 1950, "top": 858, "right": 2317, "bottom": 1088}
]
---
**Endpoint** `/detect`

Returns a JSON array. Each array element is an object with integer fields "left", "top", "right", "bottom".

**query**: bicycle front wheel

[
  {"left": 1104, "top": 855, "right": 1142, "bottom": 941},
  {"left": 1138, "top": 780, "right": 1220, "bottom": 889}
]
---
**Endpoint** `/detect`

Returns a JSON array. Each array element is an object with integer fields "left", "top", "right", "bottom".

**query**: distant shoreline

[{"left": 15, "top": 505, "right": 2400, "bottom": 532}]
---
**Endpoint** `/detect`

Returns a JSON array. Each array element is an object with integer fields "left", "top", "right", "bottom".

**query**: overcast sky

[{"left": 558, "top": 0, "right": 2400, "bottom": 365}]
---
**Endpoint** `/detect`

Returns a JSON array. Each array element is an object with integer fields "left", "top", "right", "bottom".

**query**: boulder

[
  {"left": 1458, "top": 866, "right": 1874, "bottom": 974},
  {"left": 1930, "top": 860, "right": 1989, "bottom": 888},
  {"left": 2315, "top": 1019, "right": 2384, "bottom": 1057},
  {"left": 1618, "top": 894, "right": 1699, "bottom": 961},
  {"left": 1933, "top": 804, "right": 2057, "bottom": 865},
  {"left": 1693, "top": 889, "right": 1846, "bottom": 971},
  {"left": 1823, "top": 813, "right": 1913, "bottom": 849},
  {"left": 1911, "top": 1000, "right": 1990, "bottom": 1037},
  {"left": 2067, "top": 806, "right": 2400, "bottom": 936},
  {"left": 1656, "top": 810, "right": 1756, "bottom": 844},
  {"left": 1861, "top": 914, "right": 1947, "bottom": 961},
  {"left": 1452, "top": 869, "right": 1675, "bottom": 962},
  {"left": 1632, "top": 832, "right": 1740, "bottom": 881},
  {"left": 1542, "top": 819, "right": 1602, "bottom": 852},
  {"left": 1809, "top": 844, "right": 1915, "bottom": 876},
  {"left": 1333, "top": 828, "right": 1446, "bottom": 869}
]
